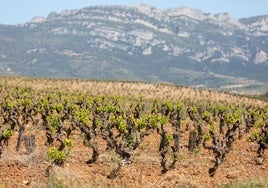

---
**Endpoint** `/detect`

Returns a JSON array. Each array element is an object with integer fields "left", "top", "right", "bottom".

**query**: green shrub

[
  {"left": 64, "top": 138, "right": 73, "bottom": 148},
  {"left": 47, "top": 147, "right": 66, "bottom": 166},
  {"left": 2, "top": 129, "right": 13, "bottom": 139}
]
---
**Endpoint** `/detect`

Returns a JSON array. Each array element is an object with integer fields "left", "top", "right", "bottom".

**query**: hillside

[
  {"left": 0, "top": 4, "right": 267, "bottom": 94},
  {"left": 0, "top": 77, "right": 267, "bottom": 187}
]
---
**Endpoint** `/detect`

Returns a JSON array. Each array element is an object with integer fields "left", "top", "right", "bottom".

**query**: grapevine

[{"left": 0, "top": 81, "right": 267, "bottom": 180}]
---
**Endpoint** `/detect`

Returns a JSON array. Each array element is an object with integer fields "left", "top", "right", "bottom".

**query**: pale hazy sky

[{"left": 0, "top": 0, "right": 267, "bottom": 25}]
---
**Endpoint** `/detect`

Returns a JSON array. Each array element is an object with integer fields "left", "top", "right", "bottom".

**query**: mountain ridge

[{"left": 0, "top": 4, "right": 267, "bottom": 94}]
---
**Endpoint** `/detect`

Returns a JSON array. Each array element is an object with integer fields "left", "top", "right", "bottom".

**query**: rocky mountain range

[{"left": 0, "top": 3, "right": 267, "bottom": 93}]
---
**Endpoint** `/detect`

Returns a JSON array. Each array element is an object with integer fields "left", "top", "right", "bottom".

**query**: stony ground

[{"left": 0, "top": 124, "right": 267, "bottom": 188}]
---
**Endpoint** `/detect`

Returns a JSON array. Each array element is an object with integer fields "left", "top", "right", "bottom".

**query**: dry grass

[
  {"left": 0, "top": 76, "right": 266, "bottom": 107},
  {"left": 221, "top": 179, "right": 268, "bottom": 188}
]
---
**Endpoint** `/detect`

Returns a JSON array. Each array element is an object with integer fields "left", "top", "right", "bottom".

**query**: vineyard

[{"left": 0, "top": 77, "right": 267, "bottom": 187}]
